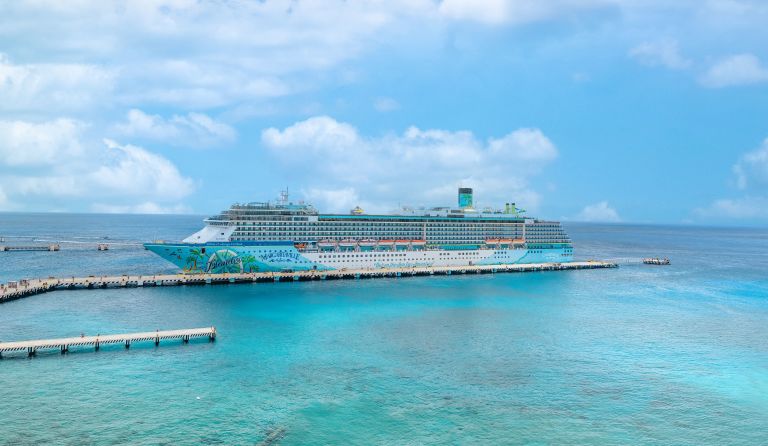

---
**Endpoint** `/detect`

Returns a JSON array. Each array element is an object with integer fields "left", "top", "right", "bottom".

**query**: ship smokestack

[{"left": 458, "top": 187, "right": 473, "bottom": 209}]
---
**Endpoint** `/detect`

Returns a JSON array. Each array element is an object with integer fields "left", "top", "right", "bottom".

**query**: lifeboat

[
  {"left": 339, "top": 239, "right": 357, "bottom": 248},
  {"left": 395, "top": 239, "right": 411, "bottom": 246},
  {"left": 411, "top": 239, "right": 426, "bottom": 246},
  {"left": 377, "top": 239, "right": 395, "bottom": 246},
  {"left": 485, "top": 239, "right": 500, "bottom": 245},
  {"left": 318, "top": 240, "right": 337, "bottom": 249},
  {"left": 294, "top": 242, "right": 307, "bottom": 250}
]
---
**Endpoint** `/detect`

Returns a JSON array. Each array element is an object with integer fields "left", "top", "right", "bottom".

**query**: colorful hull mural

[{"left": 144, "top": 241, "right": 573, "bottom": 274}]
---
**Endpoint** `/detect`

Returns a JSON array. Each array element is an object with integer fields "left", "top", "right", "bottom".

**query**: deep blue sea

[{"left": 1, "top": 213, "right": 767, "bottom": 445}]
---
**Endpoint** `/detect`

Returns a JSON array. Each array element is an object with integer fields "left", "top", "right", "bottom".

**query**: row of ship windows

[
  {"left": 231, "top": 225, "right": 561, "bottom": 230},
  {"left": 234, "top": 233, "right": 531, "bottom": 238},
  {"left": 230, "top": 221, "right": 560, "bottom": 227},
  {"left": 234, "top": 237, "right": 569, "bottom": 243},
  {"left": 316, "top": 253, "right": 520, "bottom": 259},
  {"left": 226, "top": 220, "right": 533, "bottom": 226}
]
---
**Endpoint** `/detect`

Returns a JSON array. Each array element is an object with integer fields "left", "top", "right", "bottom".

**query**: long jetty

[
  {"left": 0, "top": 261, "right": 617, "bottom": 303},
  {"left": 0, "top": 327, "right": 216, "bottom": 358}
]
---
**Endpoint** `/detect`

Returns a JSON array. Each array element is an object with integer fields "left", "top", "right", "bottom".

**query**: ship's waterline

[{"left": 145, "top": 188, "right": 573, "bottom": 273}]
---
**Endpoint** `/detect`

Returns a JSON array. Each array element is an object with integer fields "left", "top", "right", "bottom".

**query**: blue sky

[{"left": 1, "top": 1, "right": 767, "bottom": 225}]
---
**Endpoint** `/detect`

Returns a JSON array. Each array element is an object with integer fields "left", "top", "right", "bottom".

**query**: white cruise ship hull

[{"left": 144, "top": 242, "right": 573, "bottom": 274}]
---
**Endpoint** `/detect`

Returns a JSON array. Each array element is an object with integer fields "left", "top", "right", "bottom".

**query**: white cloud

[
  {"left": 303, "top": 188, "right": 361, "bottom": 214},
  {"left": 0, "top": 119, "right": 195, "bottom": 212},
  {"left": 91, "top": 202, "right": 192, "bottom": 215},
  {"left": 0, "top": 185, "right": 9, "bottom": 210},
  {"left": 113, "top": 109, "right": 236, "bottom": 147},
  {"left": 733, "top": 138, "right": 768, "bottom": 189},
  {"left": 698, "top": 138, "right": 768, "bottom": 222},
  {"left": 262, "top": 116, "right": 359, "bottom": 154},
  {"left": 574, "top": 201, "right": 621, "bottom": 222},
  {"left": 629, "top": 40, "right": 691, "bottom": 70},
  {"left": 699, "top": 53, "right": 768, "bottom": 88},
  {"left": 0, "top": 1, "right": 434, "bottom": 111},
  {"left": 0, "top": 118, "right": 85, "bottom": 166},
  {"left": 695, "top": 197, "right": 768, "bottom": 219},
  {"left": 1, "top": 1, "right": 767, "bottom": 115},
  {"left": 438, "top": 0, "right": 613, "bottom": 25},
  {"left": 93, "top": 139, "right": 195, "bottom": 201},
  {"left": 262, "top": 115, "right": 558, "bottom": 213},
  {"left": 374, "top": 97, "right": 400, "bottom": 112},
  {"left": 0, "top": 53, "right": 114, "bottom": 112}
]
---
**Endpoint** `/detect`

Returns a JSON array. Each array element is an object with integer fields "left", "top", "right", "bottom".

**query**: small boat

[
  {"left": 485, "top": 238, "right": 500, "bottom": 245},
  {"left": 643, "top": 257, "right": 670, "bottom": 265},
  {"left": 317, "top": 240, "right": 337, "bottom": 249},
  {"left": 339, "top": 239, "right": 357, "bottom": 248},
  {"left": 411, "top": 239, "right": 426, "bottom": 246},
  {"left": 358, "top": 239, "right": 377, "bottom": 247},
  {"left": 395, "top": 239, "right": 411, "bottom": 246},
  {"left": 377, "top": 239, "right": 394, "bottom": 246}
]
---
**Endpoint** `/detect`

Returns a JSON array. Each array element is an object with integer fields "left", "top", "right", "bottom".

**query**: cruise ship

[{"left": 144, "top": 188, "right": 573, "bottom": 274}]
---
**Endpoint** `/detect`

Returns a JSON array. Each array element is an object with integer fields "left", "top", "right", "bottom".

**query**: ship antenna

[{"left": 280, "top": 188, "right": 289, "bottom": 204}]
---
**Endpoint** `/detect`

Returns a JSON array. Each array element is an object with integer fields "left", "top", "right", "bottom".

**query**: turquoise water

[{"left": 1, "top": 214, "right": 767, "bottom": 445}]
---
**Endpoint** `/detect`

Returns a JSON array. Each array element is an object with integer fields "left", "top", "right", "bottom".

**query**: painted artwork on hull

[{"left": 145, "top": 243, "right": 573, "bottom": 274}]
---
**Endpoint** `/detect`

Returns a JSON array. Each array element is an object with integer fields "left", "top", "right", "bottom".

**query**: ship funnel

[{"left": 458, "top": 187, "right": 473, "bottom": 209}]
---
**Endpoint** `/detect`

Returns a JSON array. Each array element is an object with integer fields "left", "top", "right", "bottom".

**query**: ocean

[{"left": 1, "top": 213, "right": 767, "bottom": 445}]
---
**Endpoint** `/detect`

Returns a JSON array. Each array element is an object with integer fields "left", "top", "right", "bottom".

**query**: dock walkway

[
  {"left": 0, "top": 261, "right": 617, "bottom": 303},
  {"left": 0, "top": 327, "right": 216, "bottom": 358}
]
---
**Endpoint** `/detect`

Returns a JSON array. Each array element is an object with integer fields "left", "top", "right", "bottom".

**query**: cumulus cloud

[
  {"left": 90, "top": 202, "right": 193, "bottom": 215},
  {"left": 0, "top": 53, "right": 114, "bottom": 112},
  {"left": 0, "top": 119, "right": 194, "bottom": 212},
  {"left": 699, "top": 54, "right": 768, "bottom": 88},
  {"left": 695, "top": 197, "right": 768, "bottom": 220},
  {"left": 0, "top": 185, "right": 9, "bottom": 210},
  {"left": 574, "top": 201, "right": 621, "bottom": 222},
  {"left": 262, "top": 116, "right": 558, "bottom": 212},
  {"left": 438, "top": 0, "right": 613, "bottom": 25},
  {"left": 0, "top": 118, "right": 85, "bottom": 166},
  {"left": 1, "top": 1, "right": 766, "bottom": 114},
  {"left": 113, "top": 109, "right": 236, "bottom": 147},
  {"left": 629, "top": 40, "right": 691, "bottom": 70},
  {"left": 698, "top": 138, "right": 768, "bottom": 222},
  {"left": 0, "top": 1, "right": 435, "bottom": 111},
  {"left": 733, "top": 139, "right": 768, "bottom": 189},
  {"left": 93, "top": 139, "right": 195, "bottom": 201},
  {"left": 303, "top": 188, "right": 362, "bottom": 213}
]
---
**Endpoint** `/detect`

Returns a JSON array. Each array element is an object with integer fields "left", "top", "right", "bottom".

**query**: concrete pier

[
  {"left": 0, "top": 244, "right": 60, "bottom": 252},
  {"left": 0, "top": 261, "right": 617, "bottom": 303},
  {"left": 0, "top": 327, "right": 216, "bottom": 358}
]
